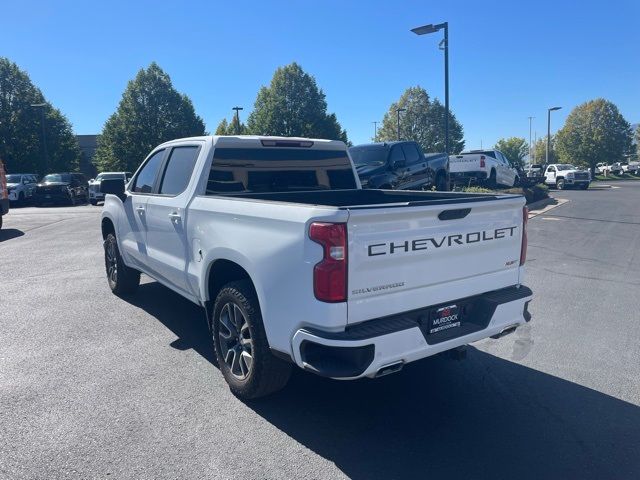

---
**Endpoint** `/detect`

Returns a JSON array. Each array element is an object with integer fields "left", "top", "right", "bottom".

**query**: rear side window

[
  {"left": 206, "top": 148, "right": 357, "bottom": 194},
  {"left": 159, "top": 146, "right": 200, "bottom": 195},
  {"left": 133, "top": 150, "right": 165, "bottom": 193}
]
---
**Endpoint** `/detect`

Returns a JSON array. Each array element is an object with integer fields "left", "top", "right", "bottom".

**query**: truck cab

[{"left": 349, "top": 141, "right": 449, "bottom": 191}]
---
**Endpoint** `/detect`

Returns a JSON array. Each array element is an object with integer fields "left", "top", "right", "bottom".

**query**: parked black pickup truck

[{"left": 349, "top": 141, "right": 449, "bottom": 191}]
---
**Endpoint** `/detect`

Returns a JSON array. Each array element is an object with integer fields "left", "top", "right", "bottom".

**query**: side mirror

[
  {"left": 89, "top": 178, "right": 95, "bottom": 182},
  {"left": 101, "top": 178, "right": 126, "bottom": 201}
]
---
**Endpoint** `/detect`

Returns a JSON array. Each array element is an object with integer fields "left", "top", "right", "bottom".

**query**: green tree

[
  {"left": 215, "top": 115, "right": 247, "bottom": 135},
  {"left": 246, "top": 63, "right": 348, "bottom": 142},
  {"left": 0, "top": 57, "right": 80, "bottom": 174},
  {"left": 555, "top": 98, "right": 633, "bottom": 175},
  {"left": 376, "top": 86, "right": 464, "bottom": 153},
  {"left": 531, "top": 136, "right": 557, "bottom": 165},
  {"left": 94, "top": 62, "right": 205, "bottom": 172},
  {"left": 635, "top": 124, "right": 640, "bottom": 159},
  {"left": 494, "top": 137, "right": 528, "bottom": 169}
]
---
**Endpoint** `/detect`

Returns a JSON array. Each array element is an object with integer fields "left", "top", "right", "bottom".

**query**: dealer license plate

[{"left": 428, "top": 305, "right": 460, "bottom": 334}]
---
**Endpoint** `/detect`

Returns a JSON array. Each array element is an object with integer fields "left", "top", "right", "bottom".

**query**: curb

[
  {"left": 589, "top": 184, "right": 612, "bottom": 189},
  {"left": 527, "top": 197, "right": 569, "bottom": 218}
]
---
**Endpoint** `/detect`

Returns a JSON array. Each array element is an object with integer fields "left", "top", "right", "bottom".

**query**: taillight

[
  {"left": 520, "top": 206, "right": 528, "bottom": 265},
  {"left": 309, "top": 222, "right": 347, "bottom": 302},
  {"left": 480, "top": 155, "right": 486, "bottom": 168}
]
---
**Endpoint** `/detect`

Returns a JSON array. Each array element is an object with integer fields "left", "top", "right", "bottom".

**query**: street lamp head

[
  {"left": 549, "top": 106, "right": 562, "bottom": 111},
  {"left": 411, "top": 23, "right": 446, "bottom": 35},
  {"left": 232, "top": 106, "right": 243, "bottom": 111}
]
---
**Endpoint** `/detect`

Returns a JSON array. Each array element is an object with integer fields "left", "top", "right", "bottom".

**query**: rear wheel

[
  {"left": 435, "top": 172, "right": 448, "bottom": 191},
  {"left": 556, "top": 178, "right": 566, "bottom": 190},
  {"left": 212, "top": 280, "right": 291, "bottom": 399},
  {"left": 580, "top": 183, "right": 589, "bottom": 190},
  {"left": 104, "top": 233, "right": 140, "bottom": 295}
]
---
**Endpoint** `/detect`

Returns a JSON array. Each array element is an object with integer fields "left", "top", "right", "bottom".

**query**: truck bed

[{"left": 215, "top": 189, "right": 518, "bottom": 209}]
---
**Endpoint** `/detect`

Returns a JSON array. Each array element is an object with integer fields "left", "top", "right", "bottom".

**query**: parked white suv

[
  {"left": 100, "top": 135, "right": 532, "bottom": 399},
  {"left": 544, "top": 164, "right": 590, "bottom": 190},
  {"left": 449, "top": 150, "right": 519, "bottom": 188},
  {"left": 88, "top": 172, "right": 131, "bottom": 205},
  {"left": 6, "top": 173, "right": 38, "bottom": 204}
]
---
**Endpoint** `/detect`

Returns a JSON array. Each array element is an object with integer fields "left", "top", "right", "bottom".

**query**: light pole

[
  {"left": 31, "top": 103, "right": 48, "bottom": 173},
  {"left": 232, "top": 106, "right": 243, "bottom": 135},
  {"left": 546, "top": 106, "right": 561, "bottom": 165},
  {"left": 528, "top": 116, "right": 534, "bottom": 163},
  {"left": 372, "top": 121, "right": 378, "bottom": 141},
  {"left": 396, "top": 108, "right": 406, "bottom": 140},
  {"left": 411, "top": 21, "right": 449, "bottom": 153}
]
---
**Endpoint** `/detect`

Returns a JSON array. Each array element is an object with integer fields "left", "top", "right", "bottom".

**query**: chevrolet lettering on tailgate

[{"left": 367, "top": 226, "right": 518, "bottom": 257}]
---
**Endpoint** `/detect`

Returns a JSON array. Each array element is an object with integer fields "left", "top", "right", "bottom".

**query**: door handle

[
  {"left": 135, "top": 206, "right": 145, "bottom": 215},
  {"left": 168, "top": 212, "right": 181, "bottom": 223}
]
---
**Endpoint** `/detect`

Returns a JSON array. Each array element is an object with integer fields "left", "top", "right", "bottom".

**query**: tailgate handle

[{"left": 438, "top": 208, "right": 471, "bottom": 220}]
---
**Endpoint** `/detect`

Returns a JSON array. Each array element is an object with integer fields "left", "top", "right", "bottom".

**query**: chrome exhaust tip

[
  {"left": 375, "top": 361, "right": 404, "bottom": 377},
  {"left": 490, "top": 324, "right": 519, "bottom": 339}
]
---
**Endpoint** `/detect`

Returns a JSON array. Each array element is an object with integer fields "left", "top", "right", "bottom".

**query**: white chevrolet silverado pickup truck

[{"left": 100, "top": 135, "right": 532, "bottom": 399}]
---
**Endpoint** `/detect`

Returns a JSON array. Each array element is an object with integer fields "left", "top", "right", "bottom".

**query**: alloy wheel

[
  {"left": 105, "top": 240, "right": 118, "bottom": 285},
  {"left": 218, "top": 302, "right": 254, "bottom": 380}
]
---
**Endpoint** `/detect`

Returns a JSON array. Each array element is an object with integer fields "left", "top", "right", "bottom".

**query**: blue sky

[{"left": 3, "top": 0, "right": 639, "bottom": 149}]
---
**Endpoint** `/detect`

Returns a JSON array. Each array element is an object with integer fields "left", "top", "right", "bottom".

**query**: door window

[
  {"left": 158, "top": 146, "right": 200, "bottom": 195},
  {"left": 132, "top": 150, "right": 165, "bottom": 193},
  {"left": 401, "top": 144, "right": 421, "bottom": 165},
  {"left": 389, "top": 147, "right": 406, "bottom": 167},
  {"left": 547, "top": 166, "right": 556, "bottom": 173}
]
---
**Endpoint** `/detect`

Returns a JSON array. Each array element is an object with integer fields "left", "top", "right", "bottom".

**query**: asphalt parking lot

[{"left": 1, "top": 183, "right": 639, "bottom": 480}]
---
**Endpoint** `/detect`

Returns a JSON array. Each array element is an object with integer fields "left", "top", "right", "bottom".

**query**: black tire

[
  {"left": 18, "top": 192, "right": 25, "bottom": 206},
  {"left": 104, "top": 233, "right": 140, "bottom": 295},
  {"left": 556, "top": 178, "right": 565, "bottom": 190},
  {"left": 435, "top": 172, "right": 448, "bottom": 191},
  {"left": 580, "top": 183, "right": 589, "bottom": 190},
  {"left": 0, "top": 215, "right": 3, "bottom": 230},
  {"left": 90, "top": 199, "right": 97, "bottom": 206},
  {"left": 212, "top": 280, "right": 291, "bottom": 399},
  {"left": 487, "top": 170, "right": 497, "bottom": 188},
  {"left": 68, "top": 193, "right": 76, "bottom": 206}
]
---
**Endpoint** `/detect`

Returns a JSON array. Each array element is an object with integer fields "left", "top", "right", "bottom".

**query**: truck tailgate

[
  {"left": 449, "top": 156, "right": 481, "bottom": 173},
  {"left": 346, "top": 197, "right": 525, "bottom": 324}
]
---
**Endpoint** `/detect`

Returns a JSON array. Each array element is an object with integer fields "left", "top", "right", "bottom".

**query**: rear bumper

[
  {"left": 450, "top": 171, "right": 488, "bottom": 182},
  {"left": 291, "top": 285, "right": 532, "bottom": 379}
]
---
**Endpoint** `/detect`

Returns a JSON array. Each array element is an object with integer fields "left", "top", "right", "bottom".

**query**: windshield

[
  {"left": 96, "top": 173, "right": 123, "bottom": 181},
  {"left": 6, "top": 175, "right": 21, "bottom": 183},
  {"left": 43, "top": 174, "right": 72, "bottom": 183},
  {"left": 349, "top": 145, "right": 389, "bottom": 167},
  {"left": 557, "top": 165, "right": 577, "bottom": 171}
]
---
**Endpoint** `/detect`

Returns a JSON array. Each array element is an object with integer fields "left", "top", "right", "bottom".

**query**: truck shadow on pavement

[
  {"left": 125, "top": 281, "right": 216, "bottom": 364},
  {"left": 126, "top": 282, "right": 640, "bottom": 480},
  {"left": 0, "top": 228, "right": 25, "bottom": 242}
]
